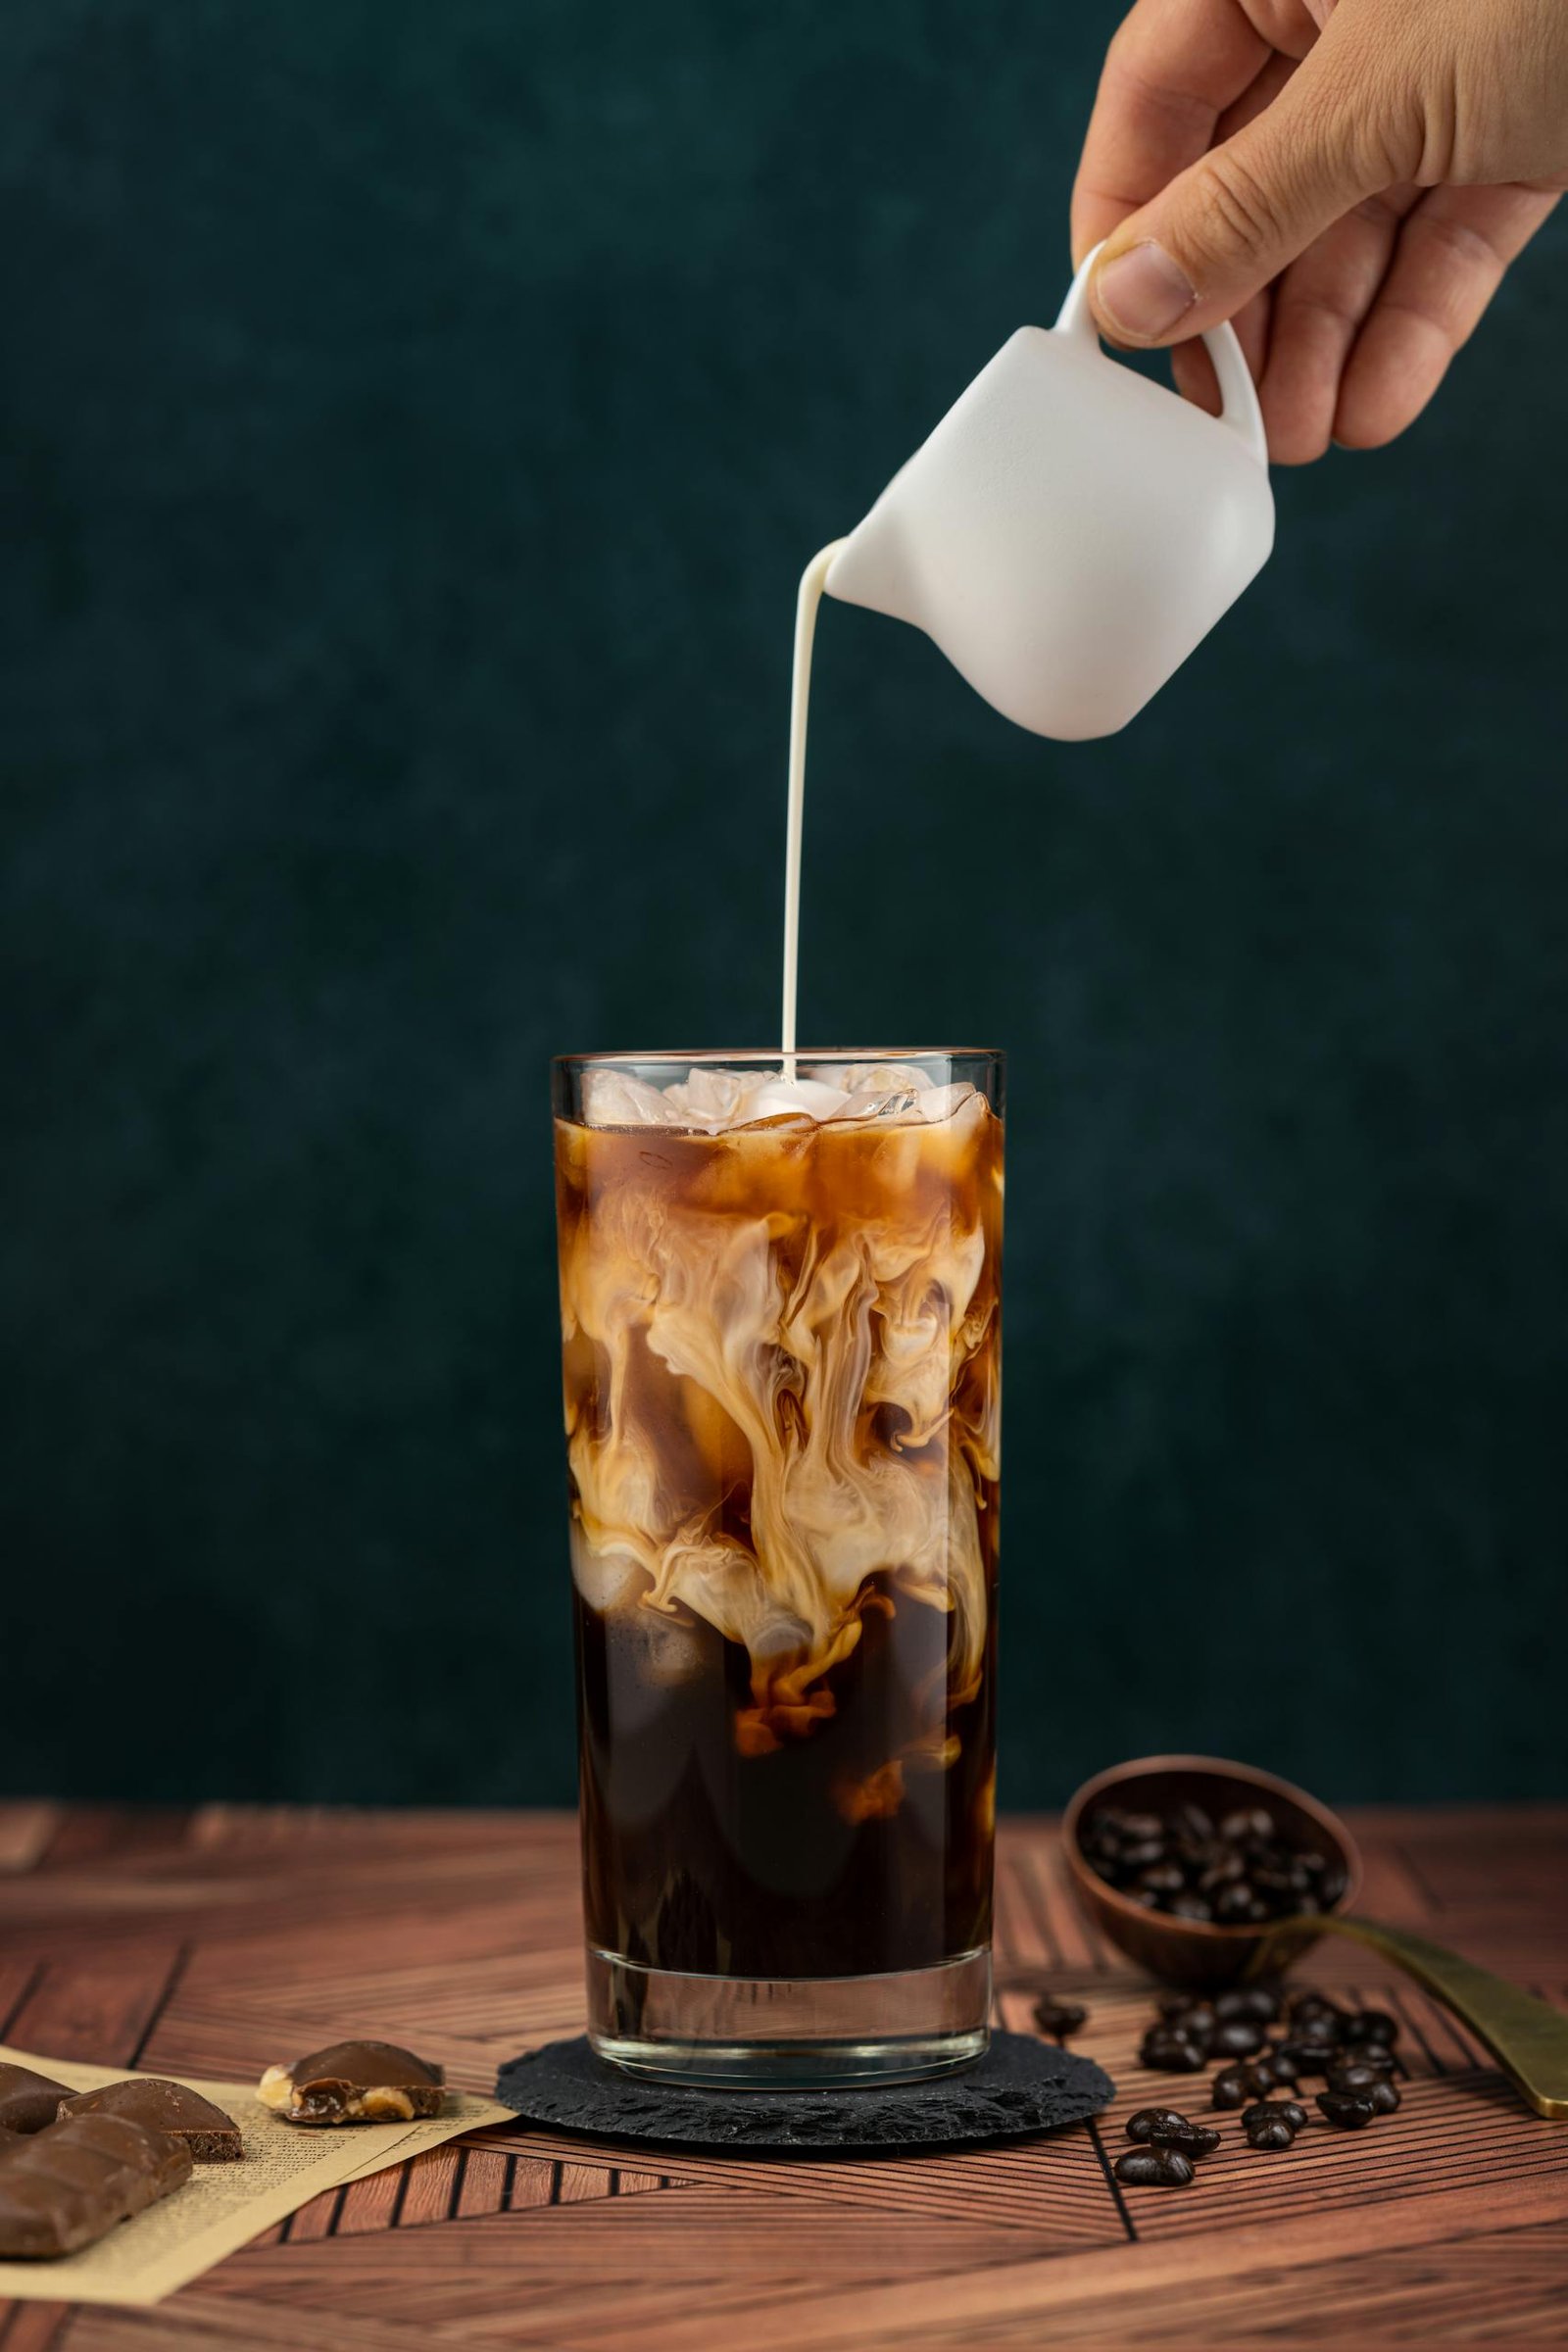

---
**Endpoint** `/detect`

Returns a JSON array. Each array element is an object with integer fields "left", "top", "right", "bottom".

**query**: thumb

[{"left": 1090, "top": 43, "right": 1394, "bottom": 346}]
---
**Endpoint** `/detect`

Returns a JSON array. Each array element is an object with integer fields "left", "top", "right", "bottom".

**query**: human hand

[{"left": 1071, "top": 0, "right": 1567, "bottom": 461}]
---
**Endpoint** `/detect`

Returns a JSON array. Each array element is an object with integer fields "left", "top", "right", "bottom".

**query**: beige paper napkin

[{"left": 0, "top": 2041, "right": 515, "bottom": 2308}]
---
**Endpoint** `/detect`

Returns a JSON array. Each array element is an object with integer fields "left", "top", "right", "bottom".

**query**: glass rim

[{"left": 554, "top": 1046, "right": 1004, "bottom": 1069}]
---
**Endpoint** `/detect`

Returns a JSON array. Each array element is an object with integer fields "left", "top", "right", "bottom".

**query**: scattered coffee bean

[
  {"left": 1242, "top": 2099, "right": 1306, "bottom": 2149},
  {"left": 1209, "top": 2017, "right": 1267, "bottom": 2059},
  {"left": 1337, "top": 2038, "right": 1396, "bottom": 2075},
  {"left": 1255, "top": 2048, "right": 1299, "bottom": 2087},
  {"left": 1114, "top": 2146, "right": 1196, "bottom": 2187},
  {"left": 1032, "top": 1996, "right": 1088, "bottom": 2038},
  {"left": 1139, "top": 2026, "right": 1208, "bottom": 2073},
  {"left": 1214, "top": 1985, "right": 1283, "bottom": 2025},
  {"left": 1245, "top": 2112, "right": 1296, "bottom": 2149},
  {"left": 1250, "top": 2107, "right": 1316, "bottom": 2144},
  {"left": 1316, "top": 2090, "right": 1378, "bottom": 2130},
  {"left": 1327, "top": 2064, "right": 1400, "bottom": 2113},
  {"left": 1343, "top": 2010, "right": 1399, "bottom": 2049},
  {"left": 1288, "top": 1990, "right": 1344, "bottom": 2026},
  {"left": 1170, "top": 2001, "right": 1218, "bottom": 2044},
  {"left": 1125, "top": 2108, "right": 1220, "bottom": 2157},
  {"left": 1210, "top": 2063, "right": 1261, "bottom": 2109},
  {"left": 1275, "top": 2037, "right": 1339, "bottom": 2078}
]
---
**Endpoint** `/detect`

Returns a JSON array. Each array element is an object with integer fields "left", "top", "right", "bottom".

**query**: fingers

[
  {"left": 1171, "top": 289, "right": 1272, "bottom": 413},
  {"left": 1070, "top": 0, "right": 1286, "bottom": 263},
  {"left": 1257, "top": 187, "right": 1419, "bottom": 461},
  {"left": 1334, "top": 182, "right": 1562, "bottom": 448},
  {"left": 1087, "top": 7, "right": 1398, "bottom": 345}
]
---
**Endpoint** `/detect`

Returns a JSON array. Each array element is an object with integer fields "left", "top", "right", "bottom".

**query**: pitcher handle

[{"left": 1054, "top": 241, "right": 1268, "bottom": 471}]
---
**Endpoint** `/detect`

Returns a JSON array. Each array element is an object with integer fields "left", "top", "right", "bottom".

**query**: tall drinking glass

[{"left": 553, "top": 1050, "right": 1004, "bottom": 2084}]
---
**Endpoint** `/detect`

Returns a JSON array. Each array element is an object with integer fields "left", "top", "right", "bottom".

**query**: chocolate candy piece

[
  {"left": 0, "top": 2111, "right": 191, "bottom": 2257},
  {"left": 258, "top": 2039, "right": 445, "bottom": 2126},
  {"left": 62, "top": 2079, "right": 243, "bottom": 2161},
  {"left": 0, "top": 2065, "right": 76, "bottom": 2137}
]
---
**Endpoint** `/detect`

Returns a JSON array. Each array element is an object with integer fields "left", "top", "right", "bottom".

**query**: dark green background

[{"left": 5, "top": 1, "right": 1565, "bottom": 1811}]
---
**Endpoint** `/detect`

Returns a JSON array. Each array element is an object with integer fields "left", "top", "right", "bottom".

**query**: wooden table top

[{"left": 0, "top": 1801, "right": 1564, "bottom": 2349}]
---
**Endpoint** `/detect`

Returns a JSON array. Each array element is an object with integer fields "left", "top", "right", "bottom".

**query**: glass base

[{"left": 585, "top": 1947, "right": 992, "bottom": 2086}]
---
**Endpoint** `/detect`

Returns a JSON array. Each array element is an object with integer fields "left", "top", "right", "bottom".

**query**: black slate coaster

[{"left": 494, "top": 2033, "right": 1114, "bottom": 2155}]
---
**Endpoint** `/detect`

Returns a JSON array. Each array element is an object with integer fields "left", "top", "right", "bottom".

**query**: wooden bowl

[{"left": 1061, "top": 1754, "right": 1363, "bottom": 1988}]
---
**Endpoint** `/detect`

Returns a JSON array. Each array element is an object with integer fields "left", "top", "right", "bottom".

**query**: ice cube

[
  {"left": 660, "top": 1066, "right": 760, "bottom": 1129},
  {"left": 736, "top": 1076, "right": 850, "bottom": 1124},
  {"left": 813, "top": 1060, "right": 934, "bottom": 1098},
  {"left": 913, "top": 1081, "right": 978, "bottom": 1123},
  {"left": 581, "top": 1069, "right": 687, "bottom": 1128},
  {"left": 830, "top": 1087, "right": 927, "bottom": 1124}
]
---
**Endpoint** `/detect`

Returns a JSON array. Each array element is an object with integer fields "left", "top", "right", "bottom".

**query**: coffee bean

[
  {"left": 1209, "top": 2017, "right": 1266, "bottom": 2058},
  {"left": 1129, "top": 1886, "right": 1163, "bottom": 1908},
  {"left": 1214, "top": 1882, "right": 1259, "bottom": 1924},
  {"left": 1157, "top": 1990, "right": 1201, "bottom": 2019},
  {"left": 1114, "top": 2146, "right": 1195, "bottom": 2187},
  {"left": 1120, "top": 1813, "right": 1166, "bottom": 1843},
  {"left": 1344, "top": 2010, "right": 1399, "bottom": 2048},
  {"left": 1220, "top": 1806, "right": 1277, "bottom": 1843},
  {"left": 1125, "top": 2106, "right": 1189, "bottom": 2143},
  {"left": 1275, "top": 2038, "right": 1339, "bottom": 2078},
  {"left": 1173, "top": 2001, "right": 1218, "bottom": 2040},
  {"left": 1125, "top": 2108, "right": 1220, "bottom": 2157},
  {"left": 1200, "top": 1852, "right": 1247, "bottom": 1891},
  {"left": 1327, "top": 2065, "right": 1400, "bottom": 2113},
  {"left": 1169, "top": 1801, "right": 1214, "bottom": 1843},
  {"left": 1316, "top": 2090, "right": 1378, "bottom": 2130},
  {"left": 1288, "top": 1990, "right": 1343, "bottom": 2026},
  {"left": 1245, "top": 2113, "right": 1297, "bottom": 2149},
  {"left": 1210, "top": 2063, "right": 1261, "bottom": 2109},
  {"left": 1033, "top": 1996, "right": 1088, "bottom": 2037},
  {"left": 1243, "top": 2098, "right": 1306, "bottom": 2148},
  {"left": 1215, "top": 1985, "right": 1283, "bottom": 2025},
  {"left": 1168, "top": 1891, "right": 1214, "bottom": 1923},
  {"left": 1139, "top": 2027, "right": 1208, "bottom": 2073},
  {"left": 1138, "top": 1863, "right": 1187, "bottom": 1896},
  {"left": 1335, "top": 2038, "right": 1396, "bottom": 2075},
  {"left": 1119, "top": 1838, "right": 1167, "bottom": 1872}
]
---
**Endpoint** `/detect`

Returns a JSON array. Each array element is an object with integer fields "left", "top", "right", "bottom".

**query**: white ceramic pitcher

[{"left": 824, "top": 244, "right": 1275, "bottom": 740}]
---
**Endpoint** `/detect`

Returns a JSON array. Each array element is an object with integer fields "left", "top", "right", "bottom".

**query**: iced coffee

[{"left": 554, "top": 1051, "right": 1003, "bottom": 2082}]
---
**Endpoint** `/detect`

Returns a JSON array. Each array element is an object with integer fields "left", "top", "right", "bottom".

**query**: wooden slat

[{"left": 0, "top": 1801, "right": 1561, "bottom": 2352}]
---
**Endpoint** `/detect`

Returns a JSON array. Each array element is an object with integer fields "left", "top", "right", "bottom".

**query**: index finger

[{"left": 1070, "top": 0, "right": 1314, "bottom": 263}]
